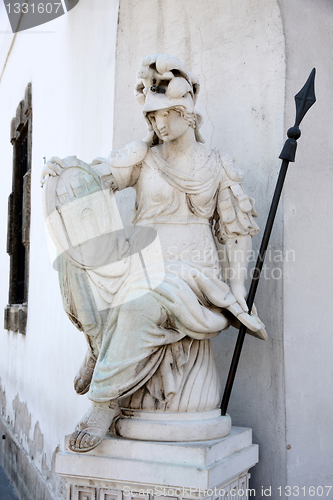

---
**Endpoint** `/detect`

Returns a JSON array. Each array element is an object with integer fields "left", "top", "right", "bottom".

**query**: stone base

[
  {"left": 116, "top": 409, "right": 232, "bottom": 441},
  {"left": 56, "top": 427, "right": 258, "bottom": 500}
]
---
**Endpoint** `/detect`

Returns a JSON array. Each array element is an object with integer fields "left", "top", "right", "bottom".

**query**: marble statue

[{"left": 41, "top": 54, "right": 267, "bottom": 453}]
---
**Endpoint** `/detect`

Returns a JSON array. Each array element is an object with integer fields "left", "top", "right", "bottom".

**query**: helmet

[{"left": 134, "top": 54, "right": 204, "bottom": 143}]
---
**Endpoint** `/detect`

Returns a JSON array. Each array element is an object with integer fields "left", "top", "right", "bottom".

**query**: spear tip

[{"left": 294, "top": 68, "right": 316, "bottom": 127}]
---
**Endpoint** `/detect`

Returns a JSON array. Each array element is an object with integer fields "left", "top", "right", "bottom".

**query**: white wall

[
  {"left": 0, "top": 0, "right": 119, "bottom": 490},
  {"left": 112, "top": 0, "right": 286, "bottom": 495},
  {"left": 279, "top": 0, "right": 333, "bottom": 491}
]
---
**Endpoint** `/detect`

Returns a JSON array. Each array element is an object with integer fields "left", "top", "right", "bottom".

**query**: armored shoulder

[
  {"left": 215, "top": 151, "right": 259, "bottom": 243},
  {"left": 218, "top": 151, "right": 244, "bottom": 186}
]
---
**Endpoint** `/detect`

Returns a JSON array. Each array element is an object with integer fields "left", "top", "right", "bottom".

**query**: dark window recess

[
  {"left": 16, "top": 133, "right": 28, "bottom": 303},
  {"left": 4, "top": 83, "right": 32, "bottom": 334}
]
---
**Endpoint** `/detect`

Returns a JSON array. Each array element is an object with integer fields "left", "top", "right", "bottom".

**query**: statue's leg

[
  {"left": 73, "top": 344, "right": 97, "bottom": 395},
  {"left": 57, "top": 255, "right": 105, "bottom": 395},
  {"left": 88, "top": 292, "right": 175, "bottom": 403},
  {"left": 69, "top": 293, "right": 173, "bottom": 453}
]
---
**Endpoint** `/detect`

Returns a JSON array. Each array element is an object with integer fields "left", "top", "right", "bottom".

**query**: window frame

[{"left": 4, "top": 83, "right": 32, "bottom": 335}]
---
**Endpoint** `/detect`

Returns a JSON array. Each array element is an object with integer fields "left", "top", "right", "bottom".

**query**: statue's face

[{"left": 148, "top": 108, "right": 189, "bottom": 142}]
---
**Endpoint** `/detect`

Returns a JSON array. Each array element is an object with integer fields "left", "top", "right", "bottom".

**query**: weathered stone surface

[
  {"left": 56, "top": 428, "right": 258, "bottom": 499},
  {"left": 0, "top": 412, "right": 67, "bottom": 500},
  {"left": 4, "top": 305, "right": 27, "bottom": 335}
]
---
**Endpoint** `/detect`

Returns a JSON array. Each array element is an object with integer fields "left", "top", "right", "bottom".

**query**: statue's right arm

[
  {"left": 91, "top": 140, "right": 149, "bottom": 191},
  {"left": 40, "top": 141, "right": 149, "bottom": 189}
]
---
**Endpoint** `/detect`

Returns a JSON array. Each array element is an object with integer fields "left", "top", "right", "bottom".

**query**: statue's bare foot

[
  {"left": 69, "top": 403, "right": 120, "bottom": 453},
  {"left": 74, "top": 350, "right": 97, "bottom": 395}
]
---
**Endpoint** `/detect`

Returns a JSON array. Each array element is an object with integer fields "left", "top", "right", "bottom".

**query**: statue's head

[{"left": 135, "top": 54, "right": 204, "bottom": 143}]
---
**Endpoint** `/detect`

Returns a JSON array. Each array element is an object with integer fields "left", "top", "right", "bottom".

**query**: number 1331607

[
  {"left": 6, "top": 3, "right": 62, "bottom": 14},
  {"left": 278, "top": 486, "right": 332, "bottom": 497}
]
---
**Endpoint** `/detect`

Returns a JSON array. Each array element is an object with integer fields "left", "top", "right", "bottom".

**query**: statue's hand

[
  {"left": 230, "top": 283, "right": 248, "bottom": 313},
  {"left": 40, "top": 156, "right": 66, "bottom": 185},
  {"left": 89, "top": 158, "right": 117, "bottom": 191}
]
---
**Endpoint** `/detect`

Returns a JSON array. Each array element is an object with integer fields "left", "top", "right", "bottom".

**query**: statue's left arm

[{"left": 215, "top": 153, "right": 259, "bottom": 312}]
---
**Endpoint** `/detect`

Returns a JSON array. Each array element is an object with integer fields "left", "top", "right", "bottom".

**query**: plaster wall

[
  {"left": 279, "top": 0, "right": 333, "bottom": 491},
  {"left": 0, "top": 0, "right": 119, "bottom": 496},
  {"left": 113, "top": 0, "right": 286, "bottom": 495}
]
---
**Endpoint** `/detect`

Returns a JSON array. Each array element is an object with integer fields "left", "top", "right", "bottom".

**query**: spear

[{"left": 221, "top": 69, "right": 316, "bottom": 416}]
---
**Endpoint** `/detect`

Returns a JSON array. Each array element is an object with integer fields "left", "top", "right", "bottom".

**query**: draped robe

[{"left": 59, "top": 147, "right": 259, "bottom": 411}]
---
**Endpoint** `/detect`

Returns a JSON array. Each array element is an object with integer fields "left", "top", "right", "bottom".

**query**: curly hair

[
  {"left": 147, "top": 106, "right": 196, "bottom": 129},
  {"left": 170, "top": 106, "right": 196, "bottom": 129}
]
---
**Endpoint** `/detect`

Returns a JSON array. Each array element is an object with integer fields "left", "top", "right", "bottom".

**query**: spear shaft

[
  {"left": 221, "top": 159, "right": 289, "bottom": 415},
  {"left": 221, "top": 69, "right": 316, "bottom": 416}
]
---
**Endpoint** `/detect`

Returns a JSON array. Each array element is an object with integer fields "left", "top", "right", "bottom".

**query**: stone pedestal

[
  {"left": 56, "top": 427, "right": 258, "bottom": 500},
  {"left": 116, "top": 410, "right": 231, "bottom": 442}
]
